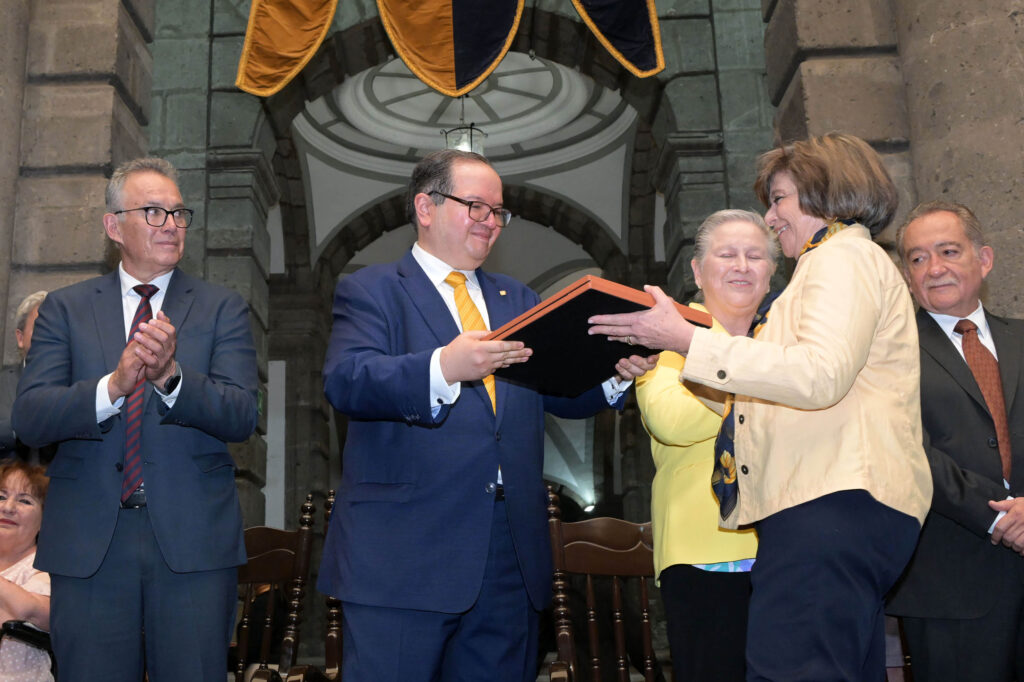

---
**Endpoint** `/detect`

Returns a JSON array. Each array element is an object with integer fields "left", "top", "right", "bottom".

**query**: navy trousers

[
  {"left": 50, "top": 507, "right": 237, "bottom": 682},
  {"left": 342, "top": 498, "right": 539, "bottom": 682},
  {"left": 746, "top": 490, "right": 919, "bottom": 682}
]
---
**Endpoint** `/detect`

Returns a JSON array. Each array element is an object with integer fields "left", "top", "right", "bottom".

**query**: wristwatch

[{"left": 161, "top": 362, "right": 181, "bottom": 394}]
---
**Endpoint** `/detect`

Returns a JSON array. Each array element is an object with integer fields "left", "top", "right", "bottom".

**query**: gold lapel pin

[{"left": 499, "top": 290, "right": 507, "bottom": 296}]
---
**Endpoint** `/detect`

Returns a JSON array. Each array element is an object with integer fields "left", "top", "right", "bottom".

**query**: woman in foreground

[{"left": 593, "top": 133, "right": 932, "bottom": 680}]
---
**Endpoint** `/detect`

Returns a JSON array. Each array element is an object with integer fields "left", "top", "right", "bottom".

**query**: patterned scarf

[{"left": 710, "top": 219, "right": 851, "bottom": 518}]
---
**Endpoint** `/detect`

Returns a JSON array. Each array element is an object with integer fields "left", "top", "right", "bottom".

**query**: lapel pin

[{"left": 499, "top": 290, "right": 506, "bottom": 296}]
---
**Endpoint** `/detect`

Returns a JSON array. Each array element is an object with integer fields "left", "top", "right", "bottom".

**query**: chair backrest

[
  {"left": 322, "top": 489, "right": 343, "bottom": 679},
  {"left": 547, "top": 487, "right": 657, "bottom": 682},
  {"left": 234, "top": 493, "right": 316, "bottom": 682}
]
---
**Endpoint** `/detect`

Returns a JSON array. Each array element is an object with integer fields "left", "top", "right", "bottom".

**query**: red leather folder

[{"left": 486, "top": 275, "right": 712, "bottom": 396}]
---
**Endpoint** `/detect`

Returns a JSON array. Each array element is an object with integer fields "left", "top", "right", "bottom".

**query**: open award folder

[{"left": 486, "top": 275, "right": 712, "bottom": 396}]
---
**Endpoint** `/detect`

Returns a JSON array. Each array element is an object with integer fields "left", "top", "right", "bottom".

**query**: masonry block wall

[{"left": 2, "top": 0, "right": 151, "bottom": 366}]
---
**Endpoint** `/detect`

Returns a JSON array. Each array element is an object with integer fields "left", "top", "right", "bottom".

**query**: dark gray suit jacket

[
  {"left": 12, "top": 268, "right": 259, "bottom": 577},
  {"left": 0, "top": 365, "right": 21, "bottom": 457},
  {"left": 888, "top": 307, "right": 1024, "bottom": 618}
]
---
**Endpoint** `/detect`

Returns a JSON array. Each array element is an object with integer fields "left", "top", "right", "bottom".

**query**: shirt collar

[
  {"left": 118, "top": 263, "right": 174, "bottom": 297},
  {"left": 927, "top": 301, "right": 990, "bottom": 340},
  {"left": 411, "top": 243, "right": 481, "bottom": 291}
]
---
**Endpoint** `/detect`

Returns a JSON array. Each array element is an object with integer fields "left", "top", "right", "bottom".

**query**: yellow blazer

[
  {"left": 682, "top": 226, "right": 933, "bottom": 528},
  {"left": 636, "top": 303, "right": 757, "bottom": 580}
]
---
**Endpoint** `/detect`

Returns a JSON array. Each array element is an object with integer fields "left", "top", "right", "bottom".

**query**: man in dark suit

[
  {"left": 0, "top": 290, "right": 47, "bottom": 461},
  {"left": 12, "top": 158, "right": 259, "bottom": 681},
  {"left": 887, "top": 200, "right": 1024, "bottom": 681},
  {"left": 318, "top": 149, "right": 654, "bottom": 681}
]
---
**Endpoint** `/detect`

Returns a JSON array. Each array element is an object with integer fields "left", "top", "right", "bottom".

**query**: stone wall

[{"left": 2, "top": 0, "right": 152, "bottom": 366}]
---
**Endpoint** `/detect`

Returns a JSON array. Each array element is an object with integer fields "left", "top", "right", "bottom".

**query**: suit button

[
  {"left": 495, "top": 431, "right": 501, "bottom": 441},
  {"left": 115, "top": 462, "right": 124, "bottom": 472},
  {"left": 740, "top": 465, "right": 749, "bottom": 475},
  {"left": 737, "top": 414, "right": 744, "bottom": 424},
  {"left": 485, "top": 482, "right": 497, "bottom": 494},
  {"left": 988, "top": 437, "right": 998, "bottom": 448},
  {"left": 717, "top": 370, "right": 727, "bottom": 380}
]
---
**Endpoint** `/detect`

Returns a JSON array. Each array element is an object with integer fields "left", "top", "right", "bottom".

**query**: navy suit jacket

[
  {"left": 0, "top": 365, "right": 21, "bottom": 457},
  {"left": 12, "top": 268, "right": 259, "bottom": 577},
  {"left": 888, "top": 308, "right": 1024, "bottom": 618},
  {"left": 318, "top": 250, "right": 623, "bottom": 613}
]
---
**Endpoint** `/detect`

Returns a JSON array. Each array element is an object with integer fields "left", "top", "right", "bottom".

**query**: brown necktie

[
  {"left": 122, "top": 284, "right": 158, "bottom": 501},
  {"left": 444, "top": 271, "right": 496, "bottom": 413},
  {"left": 955, "top": 319, "right": 1012, "bottom": 480}
]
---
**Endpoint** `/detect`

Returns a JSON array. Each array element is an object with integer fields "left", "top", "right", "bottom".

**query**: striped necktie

[
  {"left": 444, "top": 271, "right": 496, "bottom": 413},
  {"left": 121, "top": 283, "right": 158, "bottom": 502}
]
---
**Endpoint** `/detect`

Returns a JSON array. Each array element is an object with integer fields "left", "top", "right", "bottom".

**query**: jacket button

[
  {"left": 115, "top": 462, "right": 124, "bottom": 472},
  {"left": 988, "top": 437, "right": 998, "bottom": 448},
  {"left": 737, "top": 414, "right": 744, "bottom": 424},
  {"left": 495, "top": 431, "right": 501, "bottom": 441},
  {"left": 485, "top": 482, "right": 497, "bottom": 494},
  {"left": 717, "top": 370, "right": 727, "bottom": 380},
  {"left": 740, "top": 465, "right": 749, "bottom": 475}
]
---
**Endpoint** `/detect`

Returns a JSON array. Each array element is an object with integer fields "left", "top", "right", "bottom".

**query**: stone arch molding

[
  {"left": 250, "top": 8, "right": 686, "bottom": 281},
  {"left": 289, "top": 50, "right": 639, "bottom": 280}
]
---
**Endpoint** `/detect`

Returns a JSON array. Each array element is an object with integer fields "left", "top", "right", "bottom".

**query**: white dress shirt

[{"left": 95, "top": 264, "right": 181, "bottom": 423}]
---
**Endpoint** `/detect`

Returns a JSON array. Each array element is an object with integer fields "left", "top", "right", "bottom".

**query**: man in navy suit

[
  {"left": 887, "top": 201, "right": 1024, "bottom": 681},
  {"left": 13, "top": 158, "right": 259, "bottom": 681},
  {"left": 319, "top": 149, "right": 655, "bottom": 681}
]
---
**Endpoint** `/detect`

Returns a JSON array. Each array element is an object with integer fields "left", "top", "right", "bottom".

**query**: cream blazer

[
  {"left": 682, "top": 226, "right": 932, "bottom": 529},
  {"left": 637, "top": 304, "right": 757, "bottom": 579}
]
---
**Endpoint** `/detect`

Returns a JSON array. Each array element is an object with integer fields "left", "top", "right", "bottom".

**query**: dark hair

[
  {"left": 406, "top": 150, "right": 493, "bottom": 228},
  {"left": 0, "top": 460, "right": 49, "bottom": 505},
  {"left": 896, "top": 200, "right": 986, "bottom": 266},
  {"left": 106, "top": 157, "right": 179, "bottom": 212},
  {"left": 753, "top": 133, "right": 898, "bottom": 236}
]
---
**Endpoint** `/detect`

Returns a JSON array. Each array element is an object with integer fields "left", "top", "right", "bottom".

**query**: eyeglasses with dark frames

[
  {"left": 429, "top": 192, "right": 512, "bottom": 228},
  {"left": 113, "top": 206, "right": 194, "bottom": 229}
]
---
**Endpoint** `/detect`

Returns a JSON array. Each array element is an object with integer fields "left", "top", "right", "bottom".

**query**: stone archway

[{"left": 247, "top": 3, "right": 774, "bottom": 531}]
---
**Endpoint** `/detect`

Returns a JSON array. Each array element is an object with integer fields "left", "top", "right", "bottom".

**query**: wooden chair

[
  {"left": 234, "top": 493, "right": 324, "bottom": 682},
  {"left": 546, "top": 487, "right": 658, "bottom": 682},
  {"left": 885, "top": 615, "right": 913, "bottom": 682},
  {"left": 287, "top": 489, "right": 342, "bottom": 681}
]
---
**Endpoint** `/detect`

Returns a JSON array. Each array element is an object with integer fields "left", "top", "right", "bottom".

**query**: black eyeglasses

[
  {"left": 430, "top": 192, "right": 512, "bottom": 228},
  {"left": 113, "top": 206, "right": 194, "bottom": 228}
]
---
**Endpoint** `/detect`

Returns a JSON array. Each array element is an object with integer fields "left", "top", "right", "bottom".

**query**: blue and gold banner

[
  {"left": 378, "top": 0, "right": 524, "bottom": 97},
  {"left": 571, "top": 0, "right": 664, "bottom": 77},
  {"left": 236, "top": 0, "right": 339, "bottom": 97}
]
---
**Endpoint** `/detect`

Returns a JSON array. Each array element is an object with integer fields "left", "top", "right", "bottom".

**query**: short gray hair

[
  {"left": 106, "top": 158, "right": 179, "bottom": 212},
  {"left": 15, "top": 291, "right": 47, "bottom": 331},
  {"left": 693, "top": 209, "right": 780, "bottom": 266}
]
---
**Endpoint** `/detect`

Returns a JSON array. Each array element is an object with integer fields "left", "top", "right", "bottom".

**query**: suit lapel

[
  {"left": 153, "top": 270, "right": 195, "bottom": 410},
  {"left": 161, "top": 269, "right": 196, "bottom": 338},
  {"left": 93, "top": 271, "right": 128, "bottom": 373},
  {"left": 396, "top": 251, "right": 461, "bottom": 346},
  {"left": 918, "top": 309, "right": 988, "bottom": 412},
  {"left": 989, "top": 311, "right": 1021, "bottom": 415}
]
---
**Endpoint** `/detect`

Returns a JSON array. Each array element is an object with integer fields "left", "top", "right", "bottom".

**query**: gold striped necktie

[{"left": 444, "top": 271, "right": 496, "bottom": 412}]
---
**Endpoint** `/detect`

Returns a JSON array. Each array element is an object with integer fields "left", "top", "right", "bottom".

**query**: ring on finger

[{"left": 626, "top": 335, "right": 633, "bottom": 345}]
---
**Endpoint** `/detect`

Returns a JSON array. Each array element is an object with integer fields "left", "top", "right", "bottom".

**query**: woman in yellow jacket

[{"left": 636, "top": 209, "right": 777, "bottom": 681}]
